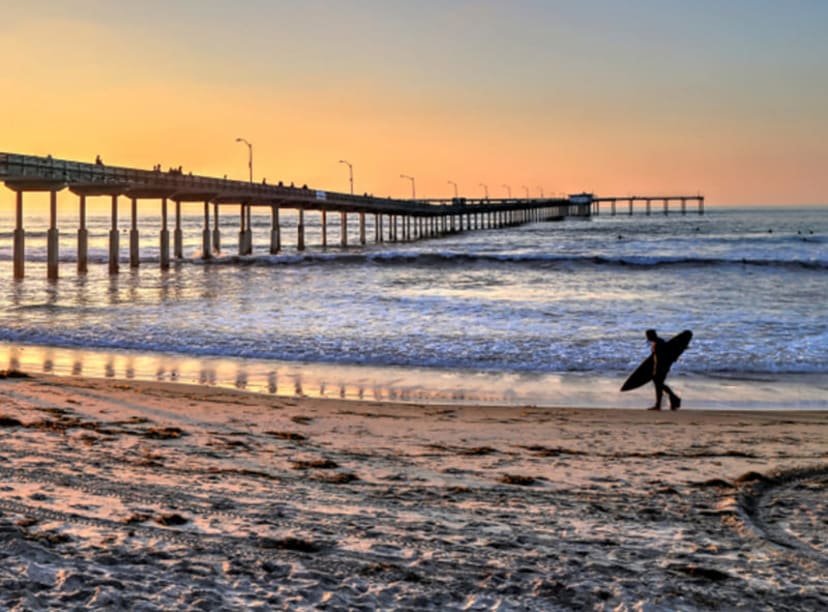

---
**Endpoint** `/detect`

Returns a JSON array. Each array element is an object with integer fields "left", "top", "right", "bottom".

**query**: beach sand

[{"left": 1, "top": 372, "right": 826, "bottom": 610}]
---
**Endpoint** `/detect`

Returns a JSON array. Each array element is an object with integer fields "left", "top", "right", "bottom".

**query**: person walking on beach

[{"left": 646, "top": 329, "right": 681, "bottom": 410}]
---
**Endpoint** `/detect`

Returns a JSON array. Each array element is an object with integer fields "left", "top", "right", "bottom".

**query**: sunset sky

[{"left": 2, "top": 0, "right": 826, "bottom": 208}]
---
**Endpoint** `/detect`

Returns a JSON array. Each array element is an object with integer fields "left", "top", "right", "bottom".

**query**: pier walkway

[{"left": 1, "top": 152, "right": 702, "bottom": 280}]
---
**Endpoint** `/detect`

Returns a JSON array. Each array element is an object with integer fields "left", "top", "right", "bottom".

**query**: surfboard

[{"left": 620, "top": 330, "right": 692, "bottom": 392}]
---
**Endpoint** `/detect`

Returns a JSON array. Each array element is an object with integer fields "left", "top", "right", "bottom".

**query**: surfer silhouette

[
  {"left": 646, "top": 329, "right": 681, "bottom": 410},
  {"left": 620, "top": 329, "right": 692, "bottom": 407}
]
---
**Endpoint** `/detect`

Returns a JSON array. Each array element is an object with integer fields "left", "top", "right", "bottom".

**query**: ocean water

[{"left": 0, "top": 204, "right": 825, "bottom": 409}]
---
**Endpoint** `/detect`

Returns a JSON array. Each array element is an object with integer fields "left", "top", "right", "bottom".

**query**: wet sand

[{"left": 1, "top": 372, "right": 826, "bottom": 610}]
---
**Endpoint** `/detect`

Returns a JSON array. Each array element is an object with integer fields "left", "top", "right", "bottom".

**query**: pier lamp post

[
  {"left": 479, "top": 183, "right": 489, "bottom": 200},
  {"left": 339, "top": 159, "right": 354, "bottom": 194},
  {"left": 448, "top": 180, "right": 458, "bottom": 198},
  {"left": 235, "top": 137, "right": 253, "bottom": 183},
  {"left": 502, "top": 184, "right": 512, "bottom": 199},
  {"left": 522, "top": 185, "right": 530, "bottom": 199},
  {"left": 537, "top": 187, "right": 544, "bottom": 198},
  {"left": 400, "top": 174, "right": 416, "bottom": 199}
]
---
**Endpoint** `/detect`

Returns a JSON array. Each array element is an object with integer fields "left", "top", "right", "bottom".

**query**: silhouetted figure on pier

[
  {"left": 95, "top": 155, "right": 103, "bottom": 165},
  {"left": 646, "top": 329, "right": 681, "bottom": 410}
]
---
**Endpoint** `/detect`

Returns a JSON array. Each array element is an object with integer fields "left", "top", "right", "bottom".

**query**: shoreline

[
  {"left": 3, "top": 341, "right": 827, "bottom": 412},
  {"left": 1, "top": 372, "right": 826, "bottom": 609}
]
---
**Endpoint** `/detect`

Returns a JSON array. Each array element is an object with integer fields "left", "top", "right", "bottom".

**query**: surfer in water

[{"left": 646, "top": 329, "right": 681, "bottom": 410}]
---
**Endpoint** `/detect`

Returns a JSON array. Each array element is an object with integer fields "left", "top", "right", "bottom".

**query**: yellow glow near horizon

[{"left": 2, "top": 2, "right": 827, "bottom": 212}]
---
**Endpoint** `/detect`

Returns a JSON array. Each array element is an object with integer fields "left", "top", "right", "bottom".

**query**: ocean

[{"left": 0, "top": 204, "right": 825, "bottom": 410}]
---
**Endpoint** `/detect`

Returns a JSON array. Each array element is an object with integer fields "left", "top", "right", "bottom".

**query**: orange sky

[{"left": 2, "top": 1, "right": 827, "bottom": 212}]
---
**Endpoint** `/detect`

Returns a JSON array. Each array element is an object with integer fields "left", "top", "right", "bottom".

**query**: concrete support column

[
  {"left": 297, "top": 209, "right": 305, "bottom": 251},
  {"left": 663, "top": 199, "right": 669, "bottom": 216},
  {"left": 270, "top": 207, "right": 281, "bottom": 254},
  {"left": 212, "top": 204, "right": 221, "bottom": 253},
  {"left": 646, "top": 199, "right": 651, "bottom": 216},
  {"left": 359, "top": 212, "right": 366, "bottom": 245},
  {"left": 374, "top": 214, "right": 381, "bottom": 243},
  {"left": 78, "top": 194, "right": 88, "bottom": 274},
  {"left": 130, "top": 198, "right": 140, "bottom": 268},
  {"left": 340, "top": 211, "right": 347, "bottom": 247},
  {"left": 699, "top": 197, "right": 704, "bottom": 215},
  {"left": 47, "top": 191, "right": 59, "bottom": 280},
  {"left": 245, "top": 205, "right": 253, "bottom": 254},
  {"left": 238, "top": 205, "right": 246, "bottom": 255},
  {"left": 202, "top": 202, "right": 212, "bottom": 259},
  {"left": 681, "top": 198, "right": 687, "bottom": 215},
  {"left": 321, "top": 210, "right": 328, "bottom": 247},
  {"left": 629, "top": 199, "right": 634, "bottom": 216},
  {"left": 160, "top": 198, "right": 170, "bottom": 270},
  {"left": 13, "top": 191, "right": 25, "bottom": 279},
  {"left": 174, "top": 200, "right": 183, "bottom": 258},
  {"left": 109, "top": 195, "right": 120, "bottom": 275}
]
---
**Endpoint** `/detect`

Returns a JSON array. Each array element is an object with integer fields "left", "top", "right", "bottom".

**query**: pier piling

[
  {"left": 109, "top": 195, "right": 119, "bottom": 275},
  {"left": 13, "top": 191, "right": 24, "bottom": 279},
  {"left": 202, "top": 202, "right": 211, "bottom": 259},
  {"left": 160, "top": 197, "right": 170, "bottom": 270},
  {"left": 78, "top": 194, "right": 88, "bottom": 274},
  {"left": 297, "top": 209, "right": 305, "bottom": 251},
  {"left": 270, "top": 207, "right": 281, "bottom": 254},
  {"left": 174, "top": 200, "right": 183, "bottom": 258},
  {"left": 130, "top": 198, "right": 140, "bottom": 268},
  {"left": 47, "top": 190, "right": 58, "bottom": 280},
  {"left": 212, "top": 204, "right": 221, "bottom": 253}
]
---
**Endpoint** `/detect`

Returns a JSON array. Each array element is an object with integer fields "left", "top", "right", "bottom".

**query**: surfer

[{"left": 646, "top": 329, "right": 681, "bottom": 410}]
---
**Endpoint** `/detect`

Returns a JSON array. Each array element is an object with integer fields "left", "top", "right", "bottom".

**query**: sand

[{"left": 0, "top": 372, "right": 826, "bottom": 610}]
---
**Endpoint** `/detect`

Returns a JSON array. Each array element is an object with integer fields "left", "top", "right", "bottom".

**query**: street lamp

[
  {"left": 235, "top": 137, "right": 253, "bottom": 183},
  {"left": 522, "top": 185, "right": 530, "bottom": 198},
  {"left": 479, "top": 183, "right": 489, "bottom": 199},
  {"left": 447, "top": 180, "right": 458, "bottom": 198},
  {"left": 537, "top": 186, "right": 545, "bottom": 198},
  {"left": 502, "top": 184, "right": 512, "bottom": 198},
  {"left": 400, "top": 174, "right": 416, "bottom": 199},
  {"left": 339, "top": 159, "right": 354, "bottom": 194}
]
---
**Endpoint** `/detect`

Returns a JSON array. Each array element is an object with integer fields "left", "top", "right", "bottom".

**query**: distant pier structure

[
  {"left": 1, "top": 153, "right": 702, "bottom": 280},
  {"left": 590, "top": 195, "right": 704, "bottom": 216}
]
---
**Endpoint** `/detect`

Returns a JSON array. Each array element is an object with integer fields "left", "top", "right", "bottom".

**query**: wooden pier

[{"left": 1, "top": 153, "right": 701, "bottom": 280}]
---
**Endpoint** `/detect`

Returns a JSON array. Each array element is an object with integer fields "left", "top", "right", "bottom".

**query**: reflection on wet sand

[
  {"left": 1, "top": 342, "right": 826, "bottom": 410},
  {"left": 2, "top": 343, "right": 509, "bottom": 405}
]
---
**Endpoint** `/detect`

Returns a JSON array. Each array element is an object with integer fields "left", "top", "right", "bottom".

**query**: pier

[
  {"left": 1, "top": 153, "right": 701, "bottom": 280},
  {"left": 591, "top": 195, "right": 704, "bottom": 216}
]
